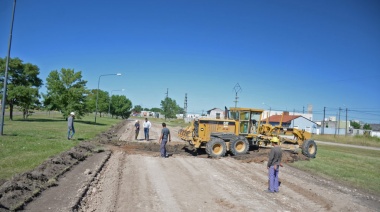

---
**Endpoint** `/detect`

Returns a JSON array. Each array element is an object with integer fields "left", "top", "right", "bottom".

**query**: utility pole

[
  {"left": 322, "top": 107, "right": 326, "bottom": 135},
  {"left": 233, "top": 83, "right": 242, "bottom": 108},
  {"left": 164, "top": 88, "right": 169, "bottom": 121},
  {"left": 337, "top": 107, "right": 341, "bottom": 135},
  {"left": 184, "top": 93, "right": 187, "bottom": 120},
  {"left": 334, "top": 110, "right": 338, "bottom": 137},
  {"left": 0, "top": 0, "right": 17, "bottom": 136},
  {"left": 345, "top": 108, "right": 348, "bottom": 136}
]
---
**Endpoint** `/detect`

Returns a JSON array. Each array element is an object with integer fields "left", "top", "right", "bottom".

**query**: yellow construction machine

[{"left": 179, "top": 107, "right": 317, "bottom": 158}]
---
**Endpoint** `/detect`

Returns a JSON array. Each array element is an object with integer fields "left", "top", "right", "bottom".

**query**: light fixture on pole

[
  {"left": 108, "top": 89, "right": 125, "bottom": 117},
  {"left": 0, "top": 0, "right": 17, "bottom": 136},
  {"left": 95, "top": 73, "right": 121, "bottom": 123}
]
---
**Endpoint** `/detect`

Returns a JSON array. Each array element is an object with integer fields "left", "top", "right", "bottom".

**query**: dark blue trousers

[
  {"left": 268, "top": 165, "right": 280, "bottom": 192},
  {"left": 160, "top": 139, "right": 168, "bottom": 157},
  {"left": 144, "top": 128, "right": 149, "bottom": 140}
]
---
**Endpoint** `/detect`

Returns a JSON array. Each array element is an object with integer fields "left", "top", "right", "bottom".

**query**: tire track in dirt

[
  {"left": 116, "top": 154, "right": 163, "bottom": 211},
  {"left": 78, "top": 151, "right": 124, "bottom": 212},
  {"left": 114, "top": 151, "right": 126, "bottom": 210}
]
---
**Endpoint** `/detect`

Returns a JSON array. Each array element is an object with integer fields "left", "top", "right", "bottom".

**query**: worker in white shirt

[{"left": 143, "top": 118, "right": 152, "bottom": 141}]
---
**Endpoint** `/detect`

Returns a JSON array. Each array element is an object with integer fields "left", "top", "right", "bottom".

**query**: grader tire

[
  {"left": 230, "top": 136, "right": 249, "bottom": 156},
  {"left": 302, "top": 139, "right": 317, "bottom": 158},
  {"left": 206, "top": 137, "right": 227, "bottom": 158}
]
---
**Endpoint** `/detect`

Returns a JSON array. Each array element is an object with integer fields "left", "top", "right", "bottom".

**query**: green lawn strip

[
  {"left": 290, "top": 144, "right": 380, "bottom": 195},
  {"left": 311, "top": 134, "right": 380, "bottom": 148},
  {"left": 164, "top": 119, "right": 188, "bottom": 128},
  {"left": 0, "top": 113, "right": 122, "bottom": 181}
]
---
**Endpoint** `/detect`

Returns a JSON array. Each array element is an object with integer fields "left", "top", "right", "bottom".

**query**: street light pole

[
  {"left": 95, "top": 73, "right": 121, "bottom": 123},
  {"left": 108, "top": 89, "right": 124, "bottom": 117},
  {"left": 0, "top": 0, "right": 17, "bottom": 136},
  {"left": 262, "top": 102, "right": 272, "bottom": 119}
]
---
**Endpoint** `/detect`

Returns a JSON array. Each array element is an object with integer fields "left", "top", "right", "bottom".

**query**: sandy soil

[
  {"left": 1, "top": 119, "right": 379, "bottom": 211},
  {"left": 78, "top": 119, "right": 379, "bottom": 212}
]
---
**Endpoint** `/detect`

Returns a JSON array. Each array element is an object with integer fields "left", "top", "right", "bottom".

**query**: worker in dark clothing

[
  {"left": 266, "top": 137, "right": 283, "bottom": 193},
  {"left": 159, "top": 123, "right": 171, "bottom": 158},
  {"left": 134, "top": 120, "right": 140, "bottom": 140}
]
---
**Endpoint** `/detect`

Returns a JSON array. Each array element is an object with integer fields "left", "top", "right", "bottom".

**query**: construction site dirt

[{"left": 1, "top": 119, "right": 379, "bottom": 211}]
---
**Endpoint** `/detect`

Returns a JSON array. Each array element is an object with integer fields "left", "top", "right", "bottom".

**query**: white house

[{"left": 207, "top": 108, "right": 225, "bottom": 119}]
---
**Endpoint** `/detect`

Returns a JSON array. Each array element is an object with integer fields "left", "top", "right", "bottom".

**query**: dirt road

[
  {"left": 2, "top": 119, "right": 378, "bottom": 211},
  {"left": 77, "top": 119, "right": 379, "bottom": 212}
]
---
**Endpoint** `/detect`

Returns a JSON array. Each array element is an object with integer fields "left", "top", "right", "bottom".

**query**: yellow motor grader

[{"left": 178, "top": 107, "right": 317, "bottom": 158}]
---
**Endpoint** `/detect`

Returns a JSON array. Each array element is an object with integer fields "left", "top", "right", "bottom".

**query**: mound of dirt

[
  {"left": 0, "top": 142, "right": 102, "bottom": 211},
  {"left": 118, "top": 139, "right": 309, "bottom": 165}
]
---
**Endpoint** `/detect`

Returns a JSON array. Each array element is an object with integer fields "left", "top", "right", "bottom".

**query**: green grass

[
  {"left": 290, "top": 144, "right": 380, "bottom": 195},
  {"left": 311, "top": 134, "right": 380, "bottom": 148},
  {"left": 0, "top": 111, "right": 122, "bottom": 181}
]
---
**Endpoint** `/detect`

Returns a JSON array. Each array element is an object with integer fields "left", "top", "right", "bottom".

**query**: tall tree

[
  {"left": 150, "top": 107, "right": 163, "bottom": 113},
  {"left": 350, "top": 121, "right": 361, "bottom": 129},
  {"left": 363, "top": 123, "right": 372, "bottom": 130},
  {"left": 132, "top": 105, "right": 143, "bottom": 113},
  {"left": 44, "top": 68, "right": 88, "bottom": 118},
  {"left": 85, "top": 89, "right": 109, "bottom": 117},
  {"left": 110, "top": 95, "right": 132, "bottom": 119},
  {"left": 160, "top": 97, "right": 180, "bottom": 120},
  {"left": 0, "top": 57, "right": 43, "bottom": 120},
  {"left": 177, "top": 107, "right": 185, "bottom": 114}
]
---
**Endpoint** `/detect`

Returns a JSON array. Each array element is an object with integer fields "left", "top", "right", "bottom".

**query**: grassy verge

[
  {"left": 311, "top": 134, "right": 380, "bottom": 148},
  {"left": 0, "top": 111, "right": 122, "bottom": 181},
  {"left": 290, "top": 144, "right": 380, "bottom": 195}
]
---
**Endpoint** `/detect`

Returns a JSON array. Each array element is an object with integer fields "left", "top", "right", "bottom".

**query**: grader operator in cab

[{"left": 178, "top": 107, "right": 317, "bottom": 158}]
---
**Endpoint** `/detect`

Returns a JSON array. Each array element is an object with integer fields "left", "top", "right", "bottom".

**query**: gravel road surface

[{"left": 3, "top": 119, "right": 378, "bottom": 212}]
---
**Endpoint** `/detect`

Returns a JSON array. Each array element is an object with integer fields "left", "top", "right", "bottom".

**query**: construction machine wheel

[
  {"left": 302, "top": 139, "right": 317, "bottom": 158},
  {"left": 230, "top": 136, "right": 249, "bottom": 156},
  {"left": 206, "top": 137, "right": 227, "bottom": 158}
]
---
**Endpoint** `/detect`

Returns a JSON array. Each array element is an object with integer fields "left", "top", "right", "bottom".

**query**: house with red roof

[{"left": 262, "top": 111, "right": 318, "bottom": 133}]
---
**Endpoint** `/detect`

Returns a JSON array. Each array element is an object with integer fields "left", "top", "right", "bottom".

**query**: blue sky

[{"left": 1, "top": 0, "right": 379, "bottom": 123}]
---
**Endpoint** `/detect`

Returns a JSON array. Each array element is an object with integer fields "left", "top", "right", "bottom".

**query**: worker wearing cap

[
  {"left": 67, "top": 112, "right": 75, "bottom": 140},
  {"left": 266, "top": 137, "right": 282, "bottom": 193}
]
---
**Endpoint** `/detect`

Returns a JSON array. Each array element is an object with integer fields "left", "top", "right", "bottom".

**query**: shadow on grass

[
  {"left": 1, "top": 133, "right": 19, "bottom": 136},
  {"left": 12, "top": 119, "right": 107, "bottom": 126},
  {"left": 14, "top": 118, "right": 64, "bottom": 123},
  {"left": 76, "top": 120, "right": 107, "bottom": 126}
]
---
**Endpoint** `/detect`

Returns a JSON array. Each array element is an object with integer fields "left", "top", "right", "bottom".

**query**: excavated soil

[
  {"left": 1, "top": 119, "right": 379, "bottom": 211},
  {"left": 0, "top": 142, "right": 101, "bottom": 211}
]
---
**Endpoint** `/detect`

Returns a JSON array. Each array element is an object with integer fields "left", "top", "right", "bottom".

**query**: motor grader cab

[{"left": 179, "top": 107, "right": 317, "bottom": 158}]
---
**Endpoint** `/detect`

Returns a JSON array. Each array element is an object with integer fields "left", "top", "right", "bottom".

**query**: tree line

[
  {"left": 131, "top": 99, "right": 185, "bottom": 120},
  {"left": 0, "top": 57, "right": 132, "bottom": 119},
  {"left": 1, "top": 57, "right": 183, "bottom": 120}
]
